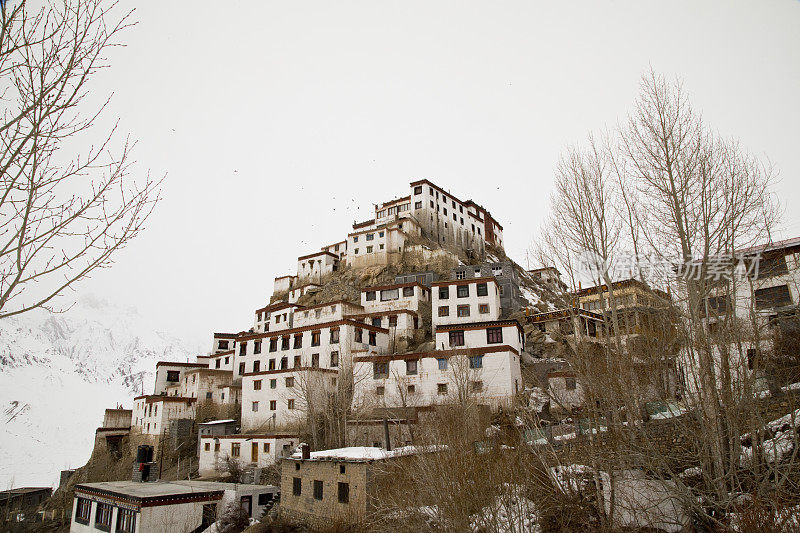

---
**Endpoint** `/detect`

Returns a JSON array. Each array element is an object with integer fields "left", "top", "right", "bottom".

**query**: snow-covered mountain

[{"left": 0, "top": 295, "right": 202, "bottom": 489}]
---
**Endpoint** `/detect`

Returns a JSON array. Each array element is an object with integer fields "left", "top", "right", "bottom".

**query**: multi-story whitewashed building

[
  {"left": 234, "top": 312, "right": 391, "bottom": 431},
  {"left": 431, "top": 277, "right": 502, "bottom": 330},
  {"left": 272, "top": 178, "right": 505, "bottom": 285},
  {"left": 686, "top": 236, "right": 800, "bottom": 394},
  {"left": 152, "top": 362, "right": 208, "bottom": 396},
  {"left": 132, "top": 395, "right": 196, "bottom": 436},
  {"left": 354, "top": 273, "right": 523, "bottom": 410}
]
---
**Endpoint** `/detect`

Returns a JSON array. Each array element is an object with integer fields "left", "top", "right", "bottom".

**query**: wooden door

[{"left": 251, "top": 442, "right": 258, "bottom": 463}]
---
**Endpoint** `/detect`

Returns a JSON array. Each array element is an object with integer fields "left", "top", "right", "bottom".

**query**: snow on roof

[
  {"left": 198, "top": 419, "right": 236, "bottom": 425},
  {"left": 289, "top": 445, "right": 443, "bottom": 462}
]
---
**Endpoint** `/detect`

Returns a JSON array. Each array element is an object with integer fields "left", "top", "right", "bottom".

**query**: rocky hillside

[{"left": 0, "top": 295, "right": 200, "bottom": 488}]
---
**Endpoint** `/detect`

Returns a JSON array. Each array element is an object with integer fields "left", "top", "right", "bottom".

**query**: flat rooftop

[{"left": 75, "top": 480, "right": 277, "bottom": 500}]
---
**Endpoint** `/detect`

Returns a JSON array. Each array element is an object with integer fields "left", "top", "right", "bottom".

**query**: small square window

[
  {"left": 437, "top": 383, "right": 448, "bottom": 395},
  {"left": 457, "top": 285, "right": 469, "bottom": 298},
  {"left": 438, "top": 306, "right": 449, "bottom": 317},
  {"left": 437, "top": 358, "right": 448, "bottom": 370},
  {"left": 376, "top": 386, "right": 385, "bottom": 396}
]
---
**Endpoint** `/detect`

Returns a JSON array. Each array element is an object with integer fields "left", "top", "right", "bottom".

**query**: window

[
  {"left": 258, "top": 493, "right": 273, "bottom": 505},
  {"left": 449, "top": 330, "right": 465, "bottom": 346},
  {"left": 286, "top": 376, "right": 295, "bottom": 387},
  {"left": 330, "top": 328, "right": 340, "bottom": 343},
  {"left": 379, "top": 231, "right": 384, "bottom": 238},
  {"left": 287, "top": 399, "right": 295, "bottom": 409},
  {"left": 367, "top": 245, "right": 373, "bottom": 253},
  {"left": 374, "top": 362, "right": 389, "bottom": 378},
  {"left": 239, "top": 342, "right": 247, "bottom": 356},
  {"left": 406, "top": 359, "right": 418, "bottom": 375},
  {"left": 252, "top": 401, "right": 259, "bottom": 412},
  {"left": 354, "top": 248, "right": 359, "bottom": 254},
  {"left": 215, "top": 358, "right": 222, "bottom": 369},
  {"left": 487, "top": 327, "right": 503, "bottom": 344},
  {"left": 457, "top": 305, "right": 470, "bottom": 317},
  {"left": 263, "top": 442, "right": 271, "bottom": 453},
  {"left": 355, "top": 328, "right": 363, "bottom": 342},
  {"left": 330, "top": 351, "right": 339, "bottom": 367},
  {"left": 204, "top": 442, "right": 211, "bottom": 451},
  {"left": 294, "top": 355, "right": 301, "bottom": 367},
  {"left": 166, "top": 370, "right": 180, "bottom": 382},
  {"left": 372, "top": 317, "right": 382, "bottom": 327},
  {"left": 338, "top": 482, "right": 350, "bottom": 504},
  {"left": 414, "top": 185, "right": 423, "bottom": 194},
  {"left": 231, "top": 442, "right": 241, "bottom": 457},
  {"left": 116, "top": 508, "right": 137, "bottom": 533},
  {"left": 366, "top": 233, "right": 374, "bottom": 241},
  {"left": 75, "top": 498, "right": 91, "bottom": 524},
  {"left": 565, "top": 377, "right": 577, "bottom": 390},
  {"left": 403, "top": 286, "right": 414, "bottom": 297},
  {"left": 282, "top": 336, "right": 290, "bottom": 350},
  {"left": 408, "top": 384, "right": 416, "bottom": 394},
  {"left": 293, "top": 477, "right": 302, "bottom": 496},
  {"left": 376, "top": 386, "right": 385, "bottom": 396},
  {"left": 437, "top": 383, "right": 448, "bottom": 395},
  {"left": 381, "top": 288, "right": 399, "bottom": 301},
  {"left": 224, "top": 356, "right": 230, "bottom": 364},
  {"left": 311, "top": 353, "right": 319, "bottom": 368},
  {"left": 369, "top": 331, "right": 377, "bottom": 345},
  {"left": 704, "top": 295, "right": 730, "bottom": 317},
  {"left": 479, "top": 304, "right": 489, "bottom": 314},
  {"left": 476, "top": 283, "right": 488, "bottom": 297},
  {"left": 95, "top": 502, "right": 113, "bottom": 531},
  {"left": 269, "top": 359, "right": 276, "bottom": 370},
  {"left": 471, "top": 380, "right": 483, "bottom": 392},
  {"left": 270, "top": 400, "right": 276, "bottom": 411},
  {"left": 755, "top": 285, "right": 792, "bottom": 309},
  {"left": 254, "top": 341, "right": 261, "bottom": 354},
  {"left": 469, "top": 355, "right": 483, "bottom": 369},
  {"left": 294, "top": 334, "right": 302, "bottom": 349},
  {"left": 311, "top": 331, "right": 321, "bottom": 346},
  {"left": 388, "top": 315, "right": 398, "bottom": 327},
  {"left": 759, "top": 255, "right": 789, "bottom": 277},
  {"left": 340, "top": 464, "right": 346, "bottom": 474},
  {"left": 492, "top": 266, "right": 503, "bottom": 276},
  {"left": 353, "top": 236, "right": 359, "bottom": 242},
  {"left": 218, "top": 340, "right": 229, "bottom": 350},
  {"left": 457, "top": 285, "right": 469, "bottom": 298},
  {"left": 456, "top": 270, "right": 466, "bottom": 280},
  {"left": 215, "top": 442, "right": 220, "bottom": 452},
  {"left": 254, "top": 379, "right": 262, "bottom": 390},
  {"left": 438, "top": 306, "right": 449, "bottom": 317},
  {"left": 437, "top": 358, "right": 448, "bottom": 370},
  {"left": 365, "top": 290, "right": 376, "bottom": 301},
  {"left": 204, "top": 391, "right": 212, "bottom": 400},
  {"left": 253, "top": 360, "right": 261, "bottom": 373},
  {"left": 313, "top": 480, "right": 324, "bottom": 500},
  {"left": 430, "top": 200, "right": 434, "bottom": 208},
  {"left": 439, "top": 287, "right": 450, "bottom": 299},
  {"left": 415, "top": 201, "right": 422, "bottom": 209},
  {"left": 270, "top": 379, "right": 277, "bottom": 389}
]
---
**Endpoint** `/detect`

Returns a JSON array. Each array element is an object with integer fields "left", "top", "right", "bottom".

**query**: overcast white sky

[{"left": 78, "top": 0, "right": 800, "bottom": 346}]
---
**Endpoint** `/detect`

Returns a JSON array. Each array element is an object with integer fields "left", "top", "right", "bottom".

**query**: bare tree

[{"left": 0, "top": 0, "right": 161, "bottom": 318}]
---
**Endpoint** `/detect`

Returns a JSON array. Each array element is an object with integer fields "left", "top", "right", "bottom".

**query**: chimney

[
  {"left": 300, "top": 443, "right": 310, "bottom": 460},
  {"left": 383, "top": 418, "right": 392, "bottom": 451}
]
